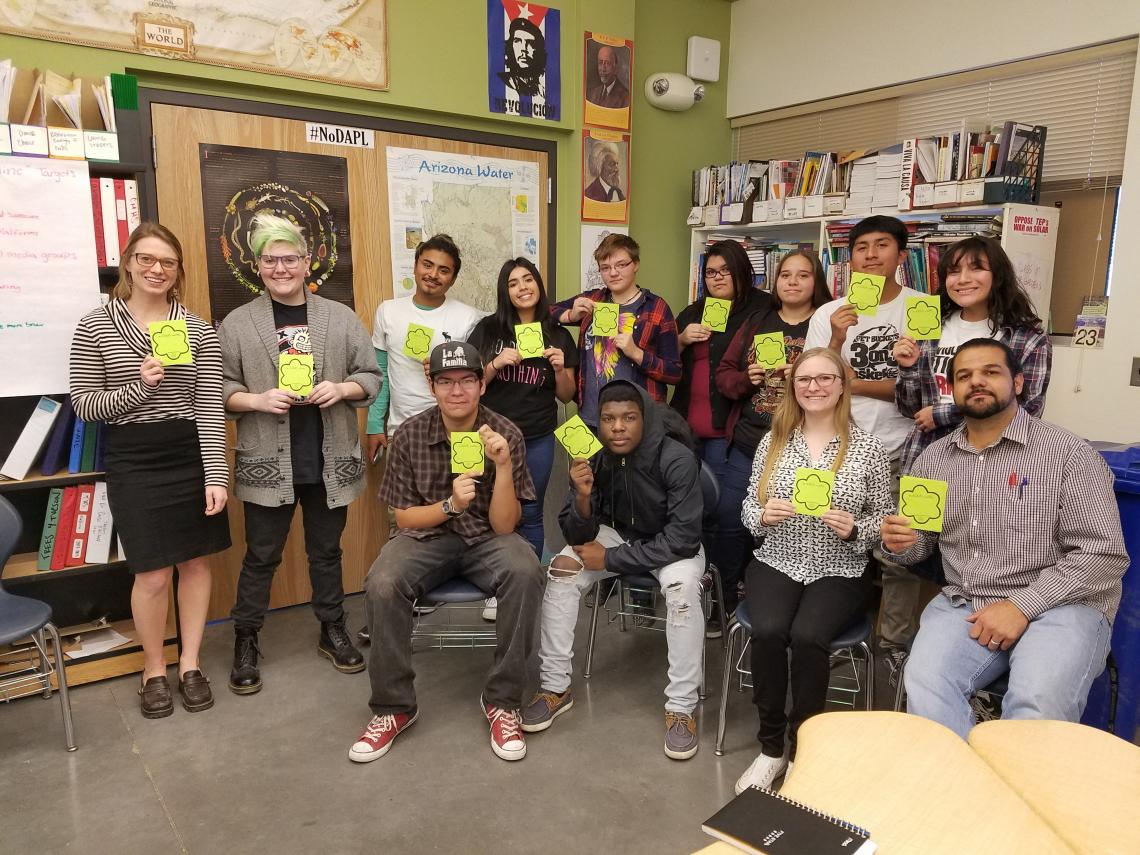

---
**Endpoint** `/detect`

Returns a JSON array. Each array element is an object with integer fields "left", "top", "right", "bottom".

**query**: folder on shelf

[
  {"left": 85, "top": 482, "right": 113, "bottom": 565},
  {"left": 40, "top": 396, "right": 75, "bottom": 476},
  {"left": 1, "top": 396, "right": 62, "bottom": 481},
  {"left": 80, "top": 420, "right": 98, "bottom": 472},
  {"left": 66, "top": 483, "right": 95, "bottom": 567},
  {"left": 90, "top": 178, "right": 107, "bottom": 267},
  {"left": 67, "top": 419, "right": 86, "bottom": 474},
  {"left": 37, "top": 487, "right": 65, "bottom": 572},
  {"left": 51, "top": 485, "right": 79, "bottom": 570},
  {"left": 99, "top": 177, "right": 120, "bottom": 266}
]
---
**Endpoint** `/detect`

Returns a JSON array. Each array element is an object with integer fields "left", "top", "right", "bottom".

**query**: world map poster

[
  {"left": 385, "top": 147, "right": 541, "bottom": 314},
  {"left": 0, "top": 0, "right": 388, "bottom": 90}
]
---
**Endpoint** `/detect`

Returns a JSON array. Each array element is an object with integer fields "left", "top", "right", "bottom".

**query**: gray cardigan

[{"left": 219, "top": 292, "right": 381, "bottom": 508}]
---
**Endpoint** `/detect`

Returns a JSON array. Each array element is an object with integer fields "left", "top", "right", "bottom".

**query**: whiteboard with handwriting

[{"left": 0, "top": 157, "right": 101, "bottom": 396}]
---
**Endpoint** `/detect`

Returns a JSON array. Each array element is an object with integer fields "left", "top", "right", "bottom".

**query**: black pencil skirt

[{"left": 103, "top": 420, "right": 231, "bottom": 574}]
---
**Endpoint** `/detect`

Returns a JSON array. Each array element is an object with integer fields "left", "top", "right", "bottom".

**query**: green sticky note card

[
  {"left": 403, "top": 323, "right": 434, "bottom": 360},
  {"left": 592, "top": 303, "right": 618, "bottom": 337},
  {"left": 847, "top": 272, "right": 886, "bottom": 316},
  {"left": 554, "top": 415, "right": 604, "bottom": 459},
  {"left": 515, "top": 322, "right": 546, "bottom": 359},
  {"left": 905, "top": 295, "right": 942, "bottom": 340},
  {"left": 899, "top": 475, "right": 948, "bottom": 532},
  {"left": 148, "top": 319, "right": 193, "bottom": 366},
  {"left": 701, "top": 297, "right": 732, "bottom": 333},
  {"left": 753, "top": 332, "right": 787, "bottom": 370},
  {"left": 279, "top": 353, "right": 314, "bottom": 396},
  {"left": 793, "top": 467, "right": 834, "bottom": 516},
  {"left": 450, "top": 432, "right": 484, "bottom": 474}
]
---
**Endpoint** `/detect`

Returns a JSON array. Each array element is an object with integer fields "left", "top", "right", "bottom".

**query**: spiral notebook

[{"left": 702, "top": 786, "right": 877, "bottom": 854}]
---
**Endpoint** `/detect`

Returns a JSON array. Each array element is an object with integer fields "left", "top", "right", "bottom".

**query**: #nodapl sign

[{"left": 487, "top": 0, "right": 562, "bottom": 121}]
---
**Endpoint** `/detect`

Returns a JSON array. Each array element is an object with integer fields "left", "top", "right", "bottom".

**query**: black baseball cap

[{"left": 429, "top": 341, "right": 483, "bottom": 378}]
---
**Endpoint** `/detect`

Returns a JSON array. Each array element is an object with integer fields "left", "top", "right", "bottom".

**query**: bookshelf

[
  {"left": 688, "top": 202, "right": 1060, "bottom": 326},
  {"left": 0, "top": 141, "right": 177, "bottom": 688}
]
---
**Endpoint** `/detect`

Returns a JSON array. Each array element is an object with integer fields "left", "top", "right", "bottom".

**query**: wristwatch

[
  {"left": 441, "top": 498, "right": 464, "bottom": 518},
  {"left": 844, "top": 525, "right": 860, "bottom": 543}
]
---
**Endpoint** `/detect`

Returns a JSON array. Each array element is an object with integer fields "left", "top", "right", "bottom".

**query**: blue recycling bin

[{"left": 1083, "top": 443, "right": 1140, "bottom": 741}]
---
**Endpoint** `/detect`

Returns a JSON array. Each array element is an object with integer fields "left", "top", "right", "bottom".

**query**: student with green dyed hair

[{"left": 218, "top": 213, "right": 381, "bottom": 695}]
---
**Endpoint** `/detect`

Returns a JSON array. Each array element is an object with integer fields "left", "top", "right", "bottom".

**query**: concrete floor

[{"left": 1, "top": 593, "right": 886, "bottom": 855}]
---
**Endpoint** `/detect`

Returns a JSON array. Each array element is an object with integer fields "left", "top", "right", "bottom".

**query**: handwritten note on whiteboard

[{"left": 0, "top": 157, "right": 101, "bottom": 396}]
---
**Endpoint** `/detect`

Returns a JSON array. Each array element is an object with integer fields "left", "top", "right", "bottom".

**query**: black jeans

[
  {"left": 746, "top": 559, "right": 870, "bottom": 760},
  {"left": 363, "top": 531, "right": 544, "bottom": 714},
  {"left": 231, "top": 483, "right": 349, "bottom": 631}
]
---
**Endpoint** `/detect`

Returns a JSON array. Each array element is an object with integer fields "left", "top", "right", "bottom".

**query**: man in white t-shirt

[
  {"left": 804, "top": 215, "right": 924, "bottom": 676},
  {"left": 367, "top": 234, "right": 483, "bottom": 457},
  {"left": 366, "top": 235, "right": 488, "bottom": 622}
]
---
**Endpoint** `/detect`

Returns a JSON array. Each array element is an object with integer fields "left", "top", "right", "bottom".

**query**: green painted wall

[
  {"left": 0, "top": 0, "right": 730, "bottom": 312},
  {"left": 630, "top": 0, "right": 732, "bottom": 311}
]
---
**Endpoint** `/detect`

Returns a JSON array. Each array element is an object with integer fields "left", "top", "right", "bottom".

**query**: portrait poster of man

[
  {"left": 199, "top": 144, "right": 354, "bottom": 322},
  {"left": 487, "top": 0, "right": 561, "bottom": 122},
  {"left": 581, "top": 129, "right": 630, "bottom": 223},
  {"left": 584, "top": 33, "right": 633, "bottom": 131}
]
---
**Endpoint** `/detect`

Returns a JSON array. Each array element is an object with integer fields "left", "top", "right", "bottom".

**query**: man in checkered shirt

[{"left": 881, "top": 338, "right": 1127, "bottom": 739}]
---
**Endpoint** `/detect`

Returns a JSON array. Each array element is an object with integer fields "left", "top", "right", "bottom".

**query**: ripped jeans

[{"left": 536, "top": 525, "right": 705, "bottom": 714}]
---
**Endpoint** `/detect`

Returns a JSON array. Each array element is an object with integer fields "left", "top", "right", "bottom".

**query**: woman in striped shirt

[{"left": 70, "top": 223, "right": 230, "bottom": 721}]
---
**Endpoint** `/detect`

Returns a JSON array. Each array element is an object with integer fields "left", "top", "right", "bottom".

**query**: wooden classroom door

[{"left": 150, "top": 101, "right": 550, "bottom": 621}]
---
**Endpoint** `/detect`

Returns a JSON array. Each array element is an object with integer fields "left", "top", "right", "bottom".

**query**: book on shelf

[
  {"left": 40, "top": 396, "right": 75, "bottom": 476},
  {"left": 51, "top": 485, "right": 79, "bottom": 570},
  {"left": 702, "top": 786, "right": 876, "bottom": 855},
  {"left": 1, "top": 396, "right": 63, "bottom": 481},
  {"left": 37, "top": 487, "right": 65, "bottom": 571}
]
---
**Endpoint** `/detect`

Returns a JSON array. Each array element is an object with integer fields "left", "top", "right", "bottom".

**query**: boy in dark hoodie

[{"left": 520, "top": 379, "right": 705, "bottom": 759}]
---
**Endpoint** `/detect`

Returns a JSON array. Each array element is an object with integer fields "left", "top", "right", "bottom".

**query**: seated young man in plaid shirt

[
  {"left": 349, "top": 342, "right": 543, "bottom": 764},
  {"left": 881, "top": 339, "right": 1127, "bottom": 739}
]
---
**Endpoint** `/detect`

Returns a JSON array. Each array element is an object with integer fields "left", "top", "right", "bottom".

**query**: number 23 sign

[{"left": 1073, "top": 315, "right": 1105, "bottom": 348}]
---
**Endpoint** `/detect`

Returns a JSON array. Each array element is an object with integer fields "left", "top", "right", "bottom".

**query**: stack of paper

[
  {"left": 845, "top": 155, "right": 878, "bottom": 213},
  {"left": 0, "top": 59, "right": 15, "bottom": 123},
  {"left": 48, "top": 71, "right": 82, "bottom": 128},
  {"left": 872, "top": 144, "right": 903, "bottom": 211},
  {"left": 91, "top": 75, "right": 116, "bottom": 132}
]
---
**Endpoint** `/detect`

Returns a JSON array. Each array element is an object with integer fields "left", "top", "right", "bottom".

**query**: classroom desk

[
  {"left": 969, "top": 719, "right": 1140, "bottom": 855},
  {"left": 697, "top": 711, "right": 1073, "bottom": 854}
]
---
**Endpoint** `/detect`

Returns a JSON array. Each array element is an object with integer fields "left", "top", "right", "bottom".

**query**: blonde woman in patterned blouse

[{"left": 734, "top": 347, "right": 892, "bottom": 793}]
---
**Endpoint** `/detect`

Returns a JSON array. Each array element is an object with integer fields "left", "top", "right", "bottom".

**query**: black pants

[
  {"left": 231, "top": 483, "right": 349, "bottom": 631},
  {"left": 746, "top": 559, "right": 870, "bottom": 760},
  {"left": 364, "top": 531, "right": 543, "bottom": 713}
]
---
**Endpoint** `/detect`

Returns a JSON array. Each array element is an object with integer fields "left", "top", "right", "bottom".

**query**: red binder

[
  {"left": 66, "top": 484, "right": 96, "bottom": 567},
  {"left": 90, "top": 178, "right": 106, "bottom": 267},
  {"left": 113, "top": 179, "right": 129, "bottom": 252},
  {"left": 51, "top": 486, "right": 79, "bottom": 570}
]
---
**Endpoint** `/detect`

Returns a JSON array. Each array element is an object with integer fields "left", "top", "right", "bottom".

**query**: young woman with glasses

[
  {"left": 709, "top": 250, "right": 832, "bottom": 624},
  {"left": 217, "top": 214, "right": 380, "bottom": 696},
  {"left": 734, "top": 347, "right": 892, "bottom": 793},
  {"left": 69, "top": 223, "right": 231, "bottom": 719},
  {"left": 468, "top": 258, "right": 578, "bottom": 557},
  {"left": 670, "top": 240, "right": 771, "bottom": 633}
]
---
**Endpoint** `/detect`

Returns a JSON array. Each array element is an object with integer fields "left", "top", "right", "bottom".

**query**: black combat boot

[
  {"left": 228, "top": 628, "right": 263, "bottom": 695},
  {"left": 319, "top": 620, "right": 366, "bottom": 673}
]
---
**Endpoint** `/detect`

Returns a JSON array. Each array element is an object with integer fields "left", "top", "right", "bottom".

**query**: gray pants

[
  {"left": 876, "top": 456, "right": 923, "bottom": 649},
  {"left": 363, "top": 531, "right": 543, "bottom": 714}
]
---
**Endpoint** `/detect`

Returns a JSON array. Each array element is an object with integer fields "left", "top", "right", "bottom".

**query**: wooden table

[
  {"left": 697, "top": 711, "right": 1073, "bottom": 854},
  {"left": 969, "top": 719, "right": 1140, "bottom": 855}
]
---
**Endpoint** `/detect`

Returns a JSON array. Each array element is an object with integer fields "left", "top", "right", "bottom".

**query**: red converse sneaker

[
  {"left": 348, "top": 710, "right": 418, "bottom": 763},
  {"left": 481, "top": 696, "right": 526, "bottom": 761}
]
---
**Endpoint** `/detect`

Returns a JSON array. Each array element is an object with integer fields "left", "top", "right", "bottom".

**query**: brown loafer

[
  {"left": 178, "top": 669, "right": 215, "bottom": 712},
  {"left": 139, "top": 675, "right": 174, "bottom": 719}
]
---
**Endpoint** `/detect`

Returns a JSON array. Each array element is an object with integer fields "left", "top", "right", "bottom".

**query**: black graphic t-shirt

[
  {"left": 733, "top": 314, "right": 810, "bottom": 456},
  {"left": 469, "top": 317, "right": 579, "bottom": 438},
  {"left": 272, "top": 299, "right": 323, "bottom": 485}
]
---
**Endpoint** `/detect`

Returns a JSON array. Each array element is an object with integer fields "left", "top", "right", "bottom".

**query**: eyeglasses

[
  {"left": 433, "top": 376, "right": 481, "bottom": 391},
  {"left": 703, "top": 267, "right": 732, "bottom": 281},
  {"left": 793, "top": 373, "right": 842, "bottom": 389},
  {"left": 598, "top": 259, "right": 635, "bottom": 275},
  {"left": 133, "top": 253, "right": 179, "bottom": 272},
  {"left": 260, "top": 254, "right": 305, "bottom": 270}
]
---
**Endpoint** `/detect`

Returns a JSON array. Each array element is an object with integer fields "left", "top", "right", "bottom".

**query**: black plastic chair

[{"left": 0, "top": 495, "right": 77, "bottom": 751}]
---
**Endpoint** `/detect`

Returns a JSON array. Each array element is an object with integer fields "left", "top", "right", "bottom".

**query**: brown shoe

[
  {"left": 178, "top": 669, "right": 215, "bottom": 712},
  {"left": 139, "top": 675, "right": 174, "bottom": 719}
]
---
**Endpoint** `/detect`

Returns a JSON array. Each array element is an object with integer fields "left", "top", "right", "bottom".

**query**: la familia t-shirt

[
  {"left": 929, "top": 313, "right": 998, "bottom": 403},
  {"left": 805, "top": 286, "right": 923, "bottom": 460},
  {"left": 272, "top": 299, "right": 323, "bottom": 484},
  {"left": 467, "top": 317, "right": 579, "bottom": 438}
]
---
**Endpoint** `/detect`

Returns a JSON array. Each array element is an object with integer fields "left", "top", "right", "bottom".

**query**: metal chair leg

[
  {"left": 33, "top": 629, "right": 51, "bottom": 699},
  {"left": 617, "top": 579, "right": 628, "bottom": 632},
  {"left": 584, "top": 581, "right": 602, "bottom": 679},
  {"left": 893, "top": 653, "right": 908, "bottom": 712},
  {"left": 712, "top": 565, "right": 728, "bottom": 649},
  {"left": 859, "top": 640, "right": 875, "bottom": 711},
  {"left": 715, "top": 620, "right": 744, "bottom": 756},
  {"left": 699, "top": 629, "right": 707, "bottom": 701},
  {"left": 45, "top": 622, "right": 76, "bottom": 751}
]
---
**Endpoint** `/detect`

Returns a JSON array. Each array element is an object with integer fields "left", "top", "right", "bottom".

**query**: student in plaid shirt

[
  {"left": 551, "top": 233, "right": 681, "bottom": 428},
  {"left": 893, "top": 236, "right": 1052, "bottom": 474},
  {"left": 882, "top": 339, "right": 1126, "bottom": 740}
]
